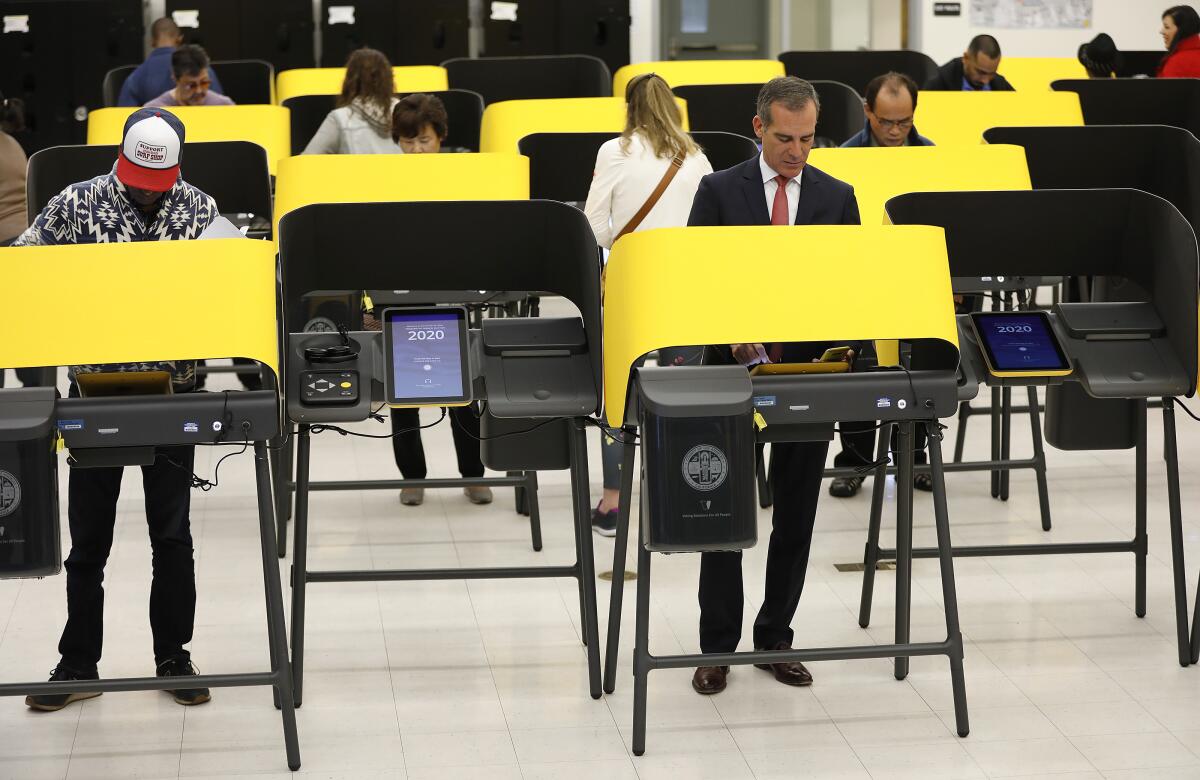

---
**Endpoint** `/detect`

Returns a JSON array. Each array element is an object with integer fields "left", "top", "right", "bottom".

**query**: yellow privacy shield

[
  {"left": 276, "top": 66, "right": 448, "bottom": 104},
  {"left": 480, "top": 97, "right": 690, "bottom": 153},
  {"left": 0, "top": 239, "right": 278, "bottom": 376},
  {"left": 273, "top": 153, "right": 528, "bottom": 230},
  {"left": 914, "top": 91, "right": 1082, "bottom": 146},
  {"left": 807, "top": 144, "right": 1031, "bottom": 226},
  {"left": 613, "top": 59, "right": 784, "bottom": 94},
  {"left": 1000, "top": 58, "right": 1088, "bottom": 91},
  {"left": 602, "top": 225, "right": 957, "bottom": 425},
  {"left": 88, "top": 105, "right": 291, "bottom": 175}
]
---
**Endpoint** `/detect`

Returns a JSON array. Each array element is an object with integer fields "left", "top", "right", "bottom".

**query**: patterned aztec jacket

[{"left": 12, "top": 164, "right": 219, "bottom": 390}]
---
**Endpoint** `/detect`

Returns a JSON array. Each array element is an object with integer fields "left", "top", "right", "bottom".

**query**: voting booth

[
  {"left": 102, "top": 59, "right": 275, "bottom": 107},
  {"left": 880, "top": 189, "right": 1200, "bottom": 668},
  {"left": 275, "top": 65, "right": 449, "bottom": 105},
  {"left": 284, "top": 89, "right": 484, "bottom": 154},
  {"left": 914, "top": 91, "right": 1083, "bottom": 146},
  {"left": 778, "top": 50, "right": 938, "bottom": 95},
  {"left": 601, "top": 225, "right": 969, "bottom": 754},
  {"left": 984, "top": 125, "right": 1200, "bottom": 238},
  {"left": 519, "top": 130, "right": 758, "bottom": 203},
  {"left": 998, "top": 57, "right": 1087, "bottom": 91},
  {"left": 612, "top": 59, "right": 784, "bottom": 94},
  {"left": 672, "top": 80, "right": 864, "bottom": 147},
  {"left": 26, "top": 141, "right": 273, "bottom": 238},
  {"left": 442, "top": 55, "right": 612, "bottom": 105},
  {"left": 0, "top": 239, "right": 300, "bottom": 769},
  {"left": 1052, "top": 78, "right": 1200, "bottom": 135},
  {"left": 87, "top": 105, "right": 291, "bottom": 176},
  {"left": 478, "top": 0, "right": 630, "bottom": 74},
  {"left": 278, "top": 199, "right": 607, "bottom": 703},
  {"left": 481, "top": 96, "right": 689, "bottom": 153}
]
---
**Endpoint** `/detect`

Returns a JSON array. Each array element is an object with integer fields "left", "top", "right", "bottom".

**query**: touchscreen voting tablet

[
  {"left": 969, "top": 311, "right": 1072, "bottom": 378},
  {"left": 382, "top": 307, "right": 472, "bottom": 407}
]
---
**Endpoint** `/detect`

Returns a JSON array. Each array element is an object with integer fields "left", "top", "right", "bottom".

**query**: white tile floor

[{"left": 2, "top": 367, "right": 1200, "bottom": 779}]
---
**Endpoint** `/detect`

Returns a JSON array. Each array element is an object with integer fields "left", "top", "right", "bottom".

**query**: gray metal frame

[
  {"left": 604, "top": 420, "right": 969, "bottom": 755},
  {"left": 288, "top": 417, "right": 603, "bottom": 706},
  {"left": 0, "top": 440, "right": 301, "bottom": 770}
]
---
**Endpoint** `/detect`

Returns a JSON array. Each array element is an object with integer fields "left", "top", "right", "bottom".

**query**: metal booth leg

[
  {"left": 1162, "top": 398, "right": 1193, "bottom": 667},
  {"left": 1025, "top": 386, "right": 1053, "bottom": 532},
  {"left": 927, "top": 422, "right": 970, "bottom": 736},
  {"left": 894, "top": 422, "right": 915, "bottom": 680},
  {"left": 253, "top": 441, "right": 302, "bottom": 770},
  {"left": 631, "top": 496, "right": 652, "bottom": 757},
  {"left": 525, "top": 470, "right": 543, "bottom": 552},
  {"left": 990, "top": 386, "right": 1002, "bottom": 498},
  {"left": 1135, "top": 400, "right": 1148, "bottom": 619},
  {"left": 290, "top": 425, "right": 312, "bottom": 706},
  {"left": 270, "top": 435, "right": 290, "bottom": 558},
  {"left": 1191, "top": 573, "right": 1200, "bottom": 664},
  {"left": 858, "top": 421, "right": 894, "bottom": 629},
  {"left": 603, "top": 436, "right": 638, "bottom": 694},
  {"left": 569, "top": 418, "right": 603, "bottom": 698},
  {"left": 999, "top": 387, "right": 1012, "bottom": 501}
]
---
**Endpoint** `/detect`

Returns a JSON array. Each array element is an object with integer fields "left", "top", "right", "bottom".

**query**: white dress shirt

[
  {"left": 584, "top": 131, "right": 713, "bottom": 249},
  {"left": 759, "top": 154, "right": 802, "bottom": 225}
]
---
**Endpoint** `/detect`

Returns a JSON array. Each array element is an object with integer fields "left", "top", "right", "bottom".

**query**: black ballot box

[
  {"left": 0, "top": 388, "right": 60, "bottom": 579},
  {"left": 637, "top": 367, "right": 756, "bottom": 553}
]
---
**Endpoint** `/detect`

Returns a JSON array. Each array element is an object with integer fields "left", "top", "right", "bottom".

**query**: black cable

[
  {"left": 157, "top": 419, "right": 251, "bottom": 491},
  {"left": 1175, "top": 398, "right": 1200, "bottom": 423},
  {"left": 309, "top": 407, "right": 448, "bottom": 439}
]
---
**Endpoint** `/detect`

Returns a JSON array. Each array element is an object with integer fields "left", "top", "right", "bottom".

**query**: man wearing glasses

[
  {"left": 145, "top": 45, "right": 234, "bottom": 107},
  {"left": 841, "top": 72, "right": 934, "bottom": 148}
]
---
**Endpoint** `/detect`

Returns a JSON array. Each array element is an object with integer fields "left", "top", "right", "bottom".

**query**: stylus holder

[
  {"left": 0, "top": 388, "right": 61, "bottom": 579},
  {"left": 636, "top": 366, "right": 756, "bottom": 553}
]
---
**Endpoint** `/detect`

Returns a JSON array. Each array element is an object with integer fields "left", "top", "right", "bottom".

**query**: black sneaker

[
  {"left": 25, "top": 665, "right": 101, "bottom": 712},
  {"left": 591, "top": 505, "right": 618, "bottom": 537},
  {"left": 829, "top": 476, "right": 863, "bottom": 498},
  {"left": 913, "top": 473, "right": 935, "bottom": 492},
  {"left": 156, "top": 657, "right": 211, "bottom": 706}
]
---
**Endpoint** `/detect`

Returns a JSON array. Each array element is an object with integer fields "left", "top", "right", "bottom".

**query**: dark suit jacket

[
  {"left": 687, "top": 156, "right": 860, "bottom": 228},
  {"left": 687, "top": 155, "right": 861, "bottom": 364},
  {"left": 924, "top": 58, "right": 1015, "bottom": 91}
]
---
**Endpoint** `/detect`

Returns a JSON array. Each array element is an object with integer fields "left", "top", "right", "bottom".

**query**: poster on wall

[{"left": 970, "top": 0, "right": 1093, "bottom": 29}]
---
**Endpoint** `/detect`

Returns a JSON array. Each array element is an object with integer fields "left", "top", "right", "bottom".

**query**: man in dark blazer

[
  {"left": 686, "top": 76, "right": 862, "bottom": 696},
  {"left": 924, "top": 34, "right": 1015, "bottom": 91}
]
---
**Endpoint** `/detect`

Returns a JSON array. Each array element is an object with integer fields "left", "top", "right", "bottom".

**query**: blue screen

[
  {"left": 975, "top": 314, "right": 1068, "bottom": 371},
  {"left": 387, "top": 311, "right": 465, "bottom": 400}
]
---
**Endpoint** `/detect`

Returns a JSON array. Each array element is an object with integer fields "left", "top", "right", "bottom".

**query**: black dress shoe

[
  {"left": 914, "top": 473, "right": 934, "bottom": 492},
  {"left": 691, "top": 665, "right": 729, "bottom": 695},
  {"left": 753, "top": 642, "right": 814, "bottom": 686},
  {"left": 156, "top": 657, "right": 211, "bottom": 706},
  {"left": 829, "top": 476, "right": 863, "bottom": 498}
]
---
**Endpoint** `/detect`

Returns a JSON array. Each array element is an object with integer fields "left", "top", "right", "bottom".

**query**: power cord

[{"left": 1175, "top": 398, "right": 1200, "bottom": 422}]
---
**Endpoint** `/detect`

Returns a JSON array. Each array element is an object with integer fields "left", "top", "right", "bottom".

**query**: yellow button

[{"left": 340, "top": 382, "right": 352, "bottom": 388}]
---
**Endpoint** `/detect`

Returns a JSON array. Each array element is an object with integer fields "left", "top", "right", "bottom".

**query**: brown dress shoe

[
  {"left": 691, "top": 665, "right": 729, "bottom": 695},
  {"left": 753, "top": 641, "right": 813, "bottom": 686}
]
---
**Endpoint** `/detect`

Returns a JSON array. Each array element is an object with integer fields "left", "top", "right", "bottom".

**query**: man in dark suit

[
  {"left": 686, "top": 77, "right": 861, "bottom": 695},
  {"left": 924, "top": 34, "right": 1015, "bottom": 91}
]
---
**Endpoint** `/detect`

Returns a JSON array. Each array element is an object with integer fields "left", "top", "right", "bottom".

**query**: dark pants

[
  {"left": 390, "top": 406, "right": 484, "bottom": 479},
  {"left": 832, "top": 421, "right": 879, "bottom": 469},
  {"left": 59, "top": 445, "right": 197, "bottom": 673},
  {"left": 699, "top": 439, "right": 830, "bottom": 653},
  {"left": 0, "top": 367, "right": 52, "bottom": 388}
]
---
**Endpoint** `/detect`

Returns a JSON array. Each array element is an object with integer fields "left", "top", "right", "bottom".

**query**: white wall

[
  {"left": 910, "top": 0, "right": 1166, "bottom": 64},
  {"left": 629, "top": 0, "right": 658, "bottom": 62},
  {"left": 830, "top": 0, "right": 871, "bottom": 50}
]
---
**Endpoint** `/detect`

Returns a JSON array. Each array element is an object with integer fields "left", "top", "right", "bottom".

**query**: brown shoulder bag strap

[{"left": 613, "top": 152, "right": 685, "bottom": 242}]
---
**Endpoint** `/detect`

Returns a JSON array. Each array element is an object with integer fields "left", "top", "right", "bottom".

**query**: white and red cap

[{"left": 115, "top": 108, "right": 185, "bottom": 192}]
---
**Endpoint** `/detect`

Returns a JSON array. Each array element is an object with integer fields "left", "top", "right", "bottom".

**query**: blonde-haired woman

[{"left": 583, "top": 72, "right": 713, "bottom": 536}]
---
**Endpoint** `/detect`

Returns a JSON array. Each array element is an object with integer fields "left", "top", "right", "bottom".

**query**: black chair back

[
  {"left": 102, "top": 59, "right": 274, "bottom": 106},
  {"left": 442, "top": 55, "right": 612, "bottom": 104},
  {"left": 779, "top": 50, "right": 938, "bottom": 95},
  {"left": 519, "top": 130, "right": 758, "bottom": 203},
  {"left": 26, "top": 141, "right": 273, "bottom": 234},
  {"left": 284, "top": 89, "right": 485, "bottom": 155},
  {"left": 102, "top": 65, "right": 137, "bottom": 107}
]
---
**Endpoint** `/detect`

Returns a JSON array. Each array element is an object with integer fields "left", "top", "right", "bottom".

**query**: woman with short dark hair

[
  {"left": 303, "top": 48, "right": 400, "bottom": 154},
  {"left": 391, "top": 93, "right": 449, "bottom": 153}
]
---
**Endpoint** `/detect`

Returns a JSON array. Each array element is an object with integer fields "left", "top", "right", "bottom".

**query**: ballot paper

[{"left": 197, "top": 216, "right": 248, "bottom": 240}]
